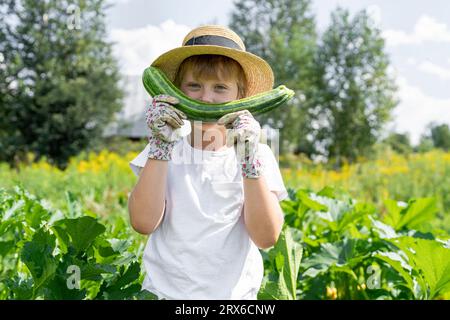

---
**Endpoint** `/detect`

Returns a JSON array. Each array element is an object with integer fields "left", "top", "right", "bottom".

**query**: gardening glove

[
  {"left": 217, "top": 110, "right": 264, "bottom": 179},
  {"left": 145, "top": 94, "right": 187, "bottom": 161}
]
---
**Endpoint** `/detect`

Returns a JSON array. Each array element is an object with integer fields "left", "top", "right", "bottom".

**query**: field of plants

[{"left": 1, "top": 145, "right": 449, "bottom": 300}]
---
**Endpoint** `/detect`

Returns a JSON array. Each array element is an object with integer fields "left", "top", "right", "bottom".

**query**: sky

[{"left": 105, "top": 0, "right": 450, "bottom": 145}]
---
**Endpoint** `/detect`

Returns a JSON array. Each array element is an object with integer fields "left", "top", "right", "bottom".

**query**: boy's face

[
  {"left": 180, "top": 68, "right": 239, "bottom": 133},
  {"left": 180, "top": 69, "right": 239, "bottom": 104}
]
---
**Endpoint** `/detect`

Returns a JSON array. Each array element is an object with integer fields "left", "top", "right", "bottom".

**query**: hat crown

[
  {"left": 151, "top": 24, "right": 274, "bottom": 96},
  {"left": 182, "top": 25, "right": 246, "bottom": 51}
]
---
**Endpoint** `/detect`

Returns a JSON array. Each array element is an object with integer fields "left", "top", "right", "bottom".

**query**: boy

[{"left": 128, "top": 25, "right": 288, "bottom": 299}]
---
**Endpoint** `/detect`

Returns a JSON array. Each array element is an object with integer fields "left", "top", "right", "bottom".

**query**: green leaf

[
  {"left": 109, "top": 238, "right": 132, "bottom": 254},
  {"left": 397, "top": 198, "right": 438, "bottom": 231},
  {"left": 80, "top": 263, "right": 116, "bottom": 281},
  {"left": 395, "top": 237, "right": 450, "bottom": 299},
  {"left": 373, "top": 251, "right": 415, "bottom": 294},
  {"left": 280, "top": 200, "right": 297, "bottom": 215},
  {"left": 24, "top": 198, "right": 51, "bottom": 229},
  {"left": 96, "top": 262, "right": 142, "bottom": 300},
  {"left": 64, "top": 190, "right": 84, "bottom": 219},
  {"left": 4, "top": 276, "right": 34, "bottom": 299},
  {"left": 136, "top": 289, "right": 160, "bottom": 300},
  {"left": 306, "top": 193, "right": 366, "bottom": 234},
  {"left": 20, "top": 228, "right": 58, "bottom": 294},
  {"left": 112, "top": 261, "right": 141, "bottom": 289},
  {"left": 317, "top": 186, "right": 336, "bottom": 199},
  {"left": 97, "top": 245, "right": 117, "bottom": 258},
  {"left": 258, "top": 267, "right": 292, "bottom": 300},
  {"left": 101, "top": 283, "right": 142, "bottom": 300},
  {"left": 296, "top": 190, "right": 328, "bottom": 212},
  {"left": 2, "top": 199, "right": 25, "bottom": 222},
  {"left": 45, "top": 273, "right": 87, "bottom": 300},
  {"left": 258, "top": 228, "right": 303, "bottom": 300},
  {"left": 302, "top": 239, "right": 368, "bottom": 276},
  {"left": 55, "top": 217, "right": 106, "bottom": 254},
  {"left": 0, "top": 240, "right": 15, "bottom": 256},
  {"left": 329, "top": 264, "right": 358, "bottom": 280},
  {"left": 370, "top": 217, "right": 399, "bottom": 239},
  {"left": 274, "top": 252, "right": 285, "bottom": 273},
  {"left": 51, "top": 225, "right": 70, "bottom": 254},
  {"left": 383, "top": 199, "right": 402, "bottom": 227},
  {"left": 385, "top": 198, "right": 438, "bottom": 232}
]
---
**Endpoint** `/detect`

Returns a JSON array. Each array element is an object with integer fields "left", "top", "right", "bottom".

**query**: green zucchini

[{"left": 142, "top": 66, "right": 295, "bottom": 122}]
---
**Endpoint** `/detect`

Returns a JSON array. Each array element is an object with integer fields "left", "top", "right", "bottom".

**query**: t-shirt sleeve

[
  {"left": 259, "top": 143, "right": 289, "bottom": 202},
  {"left": 129, "top": 143, "right": 151, "bottom": 177}
]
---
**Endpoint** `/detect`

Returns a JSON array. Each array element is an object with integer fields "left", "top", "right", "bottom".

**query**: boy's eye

[
  {"left": 216, "top": 85, "right": 228, "bottom": 90},
  {"left": 187, "top": 83, "right": 200, "bottom": 88}
]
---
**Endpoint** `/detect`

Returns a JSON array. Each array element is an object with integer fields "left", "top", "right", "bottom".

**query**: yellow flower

[
  {"left": 326, "top": 286, "right": 338, "bottom": 299},
  {"left": 77, "top": 160, "right": 88, "bottom": 173},
  {"left": 379, "top": 165, "right": 409, "bottom": 176}
]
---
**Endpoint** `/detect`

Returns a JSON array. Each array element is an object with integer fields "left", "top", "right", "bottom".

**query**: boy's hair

[{"left": 174, "top": 55, "right": 247, "bottom": 99}]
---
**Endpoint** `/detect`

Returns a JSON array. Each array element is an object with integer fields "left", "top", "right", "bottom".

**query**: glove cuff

[
  {"left": 241, "top": 147, "right": 265, "bottom": 178},
  {"left": 147, "top": 136, "right": 176, "bottom": 161},
  {"left": 241, "top": 158, "right": 264, "bottom": 178}
]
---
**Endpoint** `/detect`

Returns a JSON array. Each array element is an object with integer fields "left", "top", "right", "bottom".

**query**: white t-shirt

[{"left": 129, "top": 135, "right": 288, "bottom": 300}]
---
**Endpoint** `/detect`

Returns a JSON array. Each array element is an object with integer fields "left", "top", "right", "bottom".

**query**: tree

[
  {"left": 430, "top": 123, "right": 450, "bottom": 151},
  {"left": 416, "top": 135, "right": 434, "bottom": 153},
  {"left": 308, "top": 8, "right": 398, "bottom": 166},
  {"left": 417, "top": 122, "right": 450, "bottom": 152},
  {"left": 0, "top": 0, "right": 123, "bottom": 169},
  {"left": 229, "top": 0, "right": 317, "bottom": 155},
  {"left": 382, "top": 132, "right": 413, "bottom": 155}
]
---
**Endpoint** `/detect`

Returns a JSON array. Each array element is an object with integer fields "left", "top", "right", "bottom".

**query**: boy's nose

[{"left": 199, "top": 91, "right": 214, "bottom": 103}]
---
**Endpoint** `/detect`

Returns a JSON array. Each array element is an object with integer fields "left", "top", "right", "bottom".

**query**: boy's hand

[
  {"left": 218, "top": 110, "right": 264, "bottom": 178},
  {"left": 145, "top": 94, "right": 187, "bottom": 160}
]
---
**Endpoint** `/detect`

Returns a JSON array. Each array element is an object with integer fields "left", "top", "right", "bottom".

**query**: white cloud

[
  {"left": 391, "top": 76, "right": 450, "bottom": 145},
  {"left": 414, "top": 15, "right": 450, "bottom": 42},
  {"left": 406, "top": 57, "right": 417, "bottom": 66},
  {"left": 383, "top": 15, "right": 450, "bottom": 46},
  {"left": 109, "top": 20, "right": 191, "bottom": 75},
  {"left": 417, "top": 61, "right": 450, "bottom": 80}
]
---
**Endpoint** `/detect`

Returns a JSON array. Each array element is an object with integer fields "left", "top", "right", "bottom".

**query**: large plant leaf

[
  {"left": 383, "top": 199, "right": 403, "bottom": 228},
  {"left": 54, "top": 216, "right": 106, "bottom": 254},
  {"left": 258, "top": 267, "right": 292, "bottom": 300},
  {"left": 258, "top": 227, "right": 303, "bottom": 300},
  {"left": 370, "top": 217, "right": 399, "bottom": 239},
  {"left": 20, "top": 228, "right": 58, "bottom": 295},
  {"left": 306, "top": 193, "right": 370, "bottom": 234},
  {"left": 302, "top": 239, "right": 368, "bottom": 277},
  {"left": 96, "top": 262, "right": 142, "bottom": 300},
  {"left": 398, "top": 198, "right": 438, "bottom": 231},
  {"left": 296, "top": 190, "right": 328, "bottom": 212},
  {"left": 394, "top": 237, "right": 450, "bottom": 299},
  {"left": 384, "top": 198, "right": 438, "bottom": 231},
  {"left": 373, "top": 251, "right": 415, "bottom": 294}
]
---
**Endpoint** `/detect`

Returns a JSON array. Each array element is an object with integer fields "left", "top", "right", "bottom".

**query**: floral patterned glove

[
  {"left": 145, "top": 94, "right": 187, "bottom": 161},
  {"left": 217, "top": 110, "right": 264, "bottom": 179}
]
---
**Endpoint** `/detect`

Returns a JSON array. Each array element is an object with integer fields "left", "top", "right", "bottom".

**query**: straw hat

[{"left": 151, "top": 25, "right": 274, "bottom": 97}]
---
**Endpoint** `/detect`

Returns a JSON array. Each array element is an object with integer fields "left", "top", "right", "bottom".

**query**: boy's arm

[
  {"left": 218, "top": 109, "right": 283, "bottom": 248},
  {"left": 128, "top": 159, "right": 168, "bottom": 235},
  {"left": 242, "top": 175, "right": 284, "bottom": 249}
]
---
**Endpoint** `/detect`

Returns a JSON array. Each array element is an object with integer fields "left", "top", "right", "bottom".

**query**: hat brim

[{"left": 150, "top": 45, "right": 274, "bottom": 97}]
